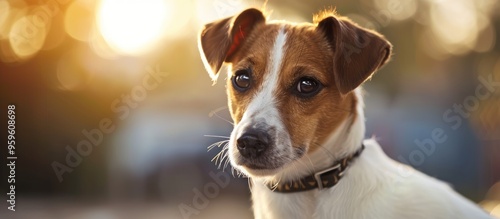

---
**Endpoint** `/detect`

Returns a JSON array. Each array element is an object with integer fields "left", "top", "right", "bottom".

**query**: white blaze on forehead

[
  {"left": 267, "top": 26, "right": 287, "bottom": 98},
  {"left": 229, "top": 26, "right": 293, "bottom": 174},
  {"left": 241, "top": 26, "right": 287, "bottom": 122}
]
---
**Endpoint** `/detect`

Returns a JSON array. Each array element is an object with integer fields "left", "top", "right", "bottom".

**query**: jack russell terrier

[{"left": 198, "top": 8, "right": 493, "bottom": 219}]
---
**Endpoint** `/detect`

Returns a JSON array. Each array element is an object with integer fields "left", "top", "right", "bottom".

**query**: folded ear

[
  {"left": 316, "top": 16, "right": 392, "bottom": 94},
  {"left": 198, "top": 8, "right": 265, "bottom": 82}
]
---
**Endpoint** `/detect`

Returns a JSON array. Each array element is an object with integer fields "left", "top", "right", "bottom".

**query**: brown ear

[
  {"left": 316, "top": 16, "right": 392, "bottom": 94},
  {"left": 199, "top": 8, "right": 265, "bottom": 81}
]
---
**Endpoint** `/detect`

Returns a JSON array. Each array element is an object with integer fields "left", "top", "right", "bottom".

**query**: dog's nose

[{"left": 236, "top": 130, "right": 270, "bottom": 158}]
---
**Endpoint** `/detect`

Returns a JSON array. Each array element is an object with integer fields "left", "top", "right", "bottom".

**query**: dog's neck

[
  {"left": 249, "top": 88, "right": 366, "bottom": 218},
  {"left": 253, "top": 88, "right": 366, "bottom": 186}
]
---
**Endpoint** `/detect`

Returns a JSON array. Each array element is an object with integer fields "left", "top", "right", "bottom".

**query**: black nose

[{"left": 236, "top": 130, "right": 270, "bottom": 158}]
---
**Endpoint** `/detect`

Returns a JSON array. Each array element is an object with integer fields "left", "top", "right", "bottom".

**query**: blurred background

[{"left": 1, "top": 0, "right": 500, "bottom": 218}]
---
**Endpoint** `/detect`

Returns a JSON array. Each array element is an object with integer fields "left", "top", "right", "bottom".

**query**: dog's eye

[
  {"left": 296, "top": 77, "right": 321, "bottom": 97},
  {"left": 232, "top": 69, "right": 251, "bottom": 91}
]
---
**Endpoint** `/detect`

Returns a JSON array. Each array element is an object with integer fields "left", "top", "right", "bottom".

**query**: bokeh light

[
  {"left": 161, "top": 1, "right": 192, "bottom": 38},
  {"left": 89, "top": 27, "right": 119, "bottom": 60},
  {"left": 8, "top": 14, "right": 48, "bottom": 59},
  {"left": 0, "top": 1, "right": 10, "bottom": 39},
  {"left": 430, "top": 0, "right": 477, "bottom": 51},
  {"left": 64, "top": 0, "right": 94, "bottom": 42},
  {"left": 373, "top": 0, "right": 417, "bottom": 21},
  {"left": 96, "top": 0, "right": 171, "bottom": 56},
  {"left": 42, "top": 11, "right": 66, "bottom": 51},
  {"left": 196, "top": 0, "right": 248, "bottom": 26},
  {"left": 473, "top": 24, "right": 496, "bottom": 53},
  {"left": 422, "top": 0, "right": 497, "bottom": 57}
]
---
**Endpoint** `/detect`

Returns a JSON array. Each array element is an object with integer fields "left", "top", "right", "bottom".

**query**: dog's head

[{"left": 199, "top": 8, "right": 391, "bottom": 177}]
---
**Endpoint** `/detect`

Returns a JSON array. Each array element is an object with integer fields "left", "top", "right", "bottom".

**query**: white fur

[
  {"left": 239, "top": 26, "right": 287, "bottom": 132},
  {"left": 228, "top": 27, "right": 294, "bottom": 176},
  {"left": 249, "top": 88, "right": 492, "bottom": 219}
]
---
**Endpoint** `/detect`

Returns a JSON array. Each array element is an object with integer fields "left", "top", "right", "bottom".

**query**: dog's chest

[
  {"left": 251, "top": 182, "right": 317, "bottom": 219},
  {"left": 250, "top": 182, "right": 364, "bottom": 219}
]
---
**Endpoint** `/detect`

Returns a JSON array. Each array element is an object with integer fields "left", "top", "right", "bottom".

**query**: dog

[{"left": 198, "top": 8, "right": 493, "bottom": 219}]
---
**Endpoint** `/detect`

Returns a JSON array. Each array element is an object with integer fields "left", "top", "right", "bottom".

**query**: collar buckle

[{"left": 314, "top": 163, "right": 342, "bottom": 190}]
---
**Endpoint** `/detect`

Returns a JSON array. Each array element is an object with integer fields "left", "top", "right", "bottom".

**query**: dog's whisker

[
  {"left": 297, "top": 156, "right": 315, "bottom": 176},
  {"left": 237, "top": 170, "right": 244, "bottom": 178},
  {"left": 207, "top": 143, "right": 217, "bottom": 151},
  {"left": 207, "top": 140, "right": 229, "bottom": 152},
  {"left": 219, "top": 148, "right": 229, "bottom": 169},
  {"left": 222, "top": 159, "right": 229, "bottom": 172},
  {"left": 217, "top": 154, "right": 223, "bottom": 169},
  {"left": 231, "top": 166, "right": 236, "bottom": 178},
  {"left": 313, "top": 143, "right": 336, "bottom": 160},
  {"left": 204, "top": 134, "right": 230, "bottom": 139},
  {"left": 272, "top": 176, "right": 282, "bottom": 191},
  {"left": 223, "top": 154, "right": 231, "bottom": 171},
  {"left": 211, "top": 150, "right": 223, "bottom": 163},
  {"left": 248, "top": 178, "right": 253, "bottom": 193},
  {"left": 303, "top": 154, "right": 316, "bottom": 175},
  {"left": 209, "top": 106, "right": 234, "bottom": 125},
  {"left": 290, "top": 161, "right": 301, "bottom": 184},
  {"left": 220, "top": 151, "right": 230, "bottom": 168},
  {"left": 211, "top": 146, "right": 229, "bottom": 166}
]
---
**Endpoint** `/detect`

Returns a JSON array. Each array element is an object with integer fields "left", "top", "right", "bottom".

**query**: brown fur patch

[
  {"left": 226, "top": 24, "right": 283, "bottom": 124},
  {"left": 275, "top": 24, "right": 355, "bottom": 153}
]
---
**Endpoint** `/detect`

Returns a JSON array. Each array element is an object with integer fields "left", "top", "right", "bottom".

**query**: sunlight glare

[
  {"left": 373, "top": 0, "right": 417, "bottom": 21},
  {"left": 0, "top": 1, "right": 10, "bottom": 39},
  {"left": 196, "top": 0, "right": 247, "bottom": 27},
  {"left": 430, "top": 0, "right": 477, "bottom": 45},
  {"left": 97, "top": 0, "right": 171, "bottom": 56}
]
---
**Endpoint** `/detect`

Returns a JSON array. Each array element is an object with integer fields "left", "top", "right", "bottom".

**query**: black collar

[{"left": 265, "top": 144, "right": 365, "bottom": 193}]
